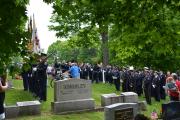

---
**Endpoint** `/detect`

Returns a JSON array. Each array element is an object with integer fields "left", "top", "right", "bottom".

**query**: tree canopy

[
  {"left": 0, "top": 0, "right": 29, "bottom": 71},
  {"left": 46, "top": 0, "right": 180, "bottom": 71}
]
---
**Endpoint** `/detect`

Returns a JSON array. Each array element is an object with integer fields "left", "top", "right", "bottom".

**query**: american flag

[{"left": 31, "top": 14, "right": 41, "bottom": 54}]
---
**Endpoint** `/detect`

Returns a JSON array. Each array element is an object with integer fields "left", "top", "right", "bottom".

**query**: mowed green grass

[{"left": 5, "top": 79, "right": 169, "bottom": 120}]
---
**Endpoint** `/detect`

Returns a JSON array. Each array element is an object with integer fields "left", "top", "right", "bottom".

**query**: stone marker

[
  {"left": 104, "top": 103, "right": 138, "bottom": 120},
  {"left": 162, "top": 101, "right": 180, "bottom": 120},
  {"left": 5, "top": 105, "right": 19, "bottom": 119},
  {"left": 101, "top": 93, "right": 123, "bottom": 107},
  {"left": 16, "top": 101, "right": 41, "bottom": 115},
  {"left": 52, "top": 79, "right": 95, "bottom": 113},
  {"left": 138, "top": 101, "right": 147, "bottom": 111},
  {"left": 120, "top": 92, "right": 138, "bottom": 103}
]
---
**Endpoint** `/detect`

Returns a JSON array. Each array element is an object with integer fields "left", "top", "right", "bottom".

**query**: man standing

[
  {"left": 68, "top": 60, "right": 80, "bottom": 79},
  {"left": 143, "top": 68, "right": 152, "bottom": 105},
  {"left": 37, "top": 53, "right": 48, "bottom": 101}
]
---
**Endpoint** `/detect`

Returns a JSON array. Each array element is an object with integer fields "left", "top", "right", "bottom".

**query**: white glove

[{"left": 33, "top": 67, "right": 37, "bottom": 72}]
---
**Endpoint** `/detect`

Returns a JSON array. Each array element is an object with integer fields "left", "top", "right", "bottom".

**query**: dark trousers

[
  {"left": 0, "top": 92, "right": 5, "bottom": 114},
  {"left": 92, "top": 72, "right": 99, "bottom": 83},
  {"left": 160, "top": 86, "right": 166, "bottom": 100},
  {"left": 122, "top": 79, "right": 127, "bottom": 92},
  {"left": 39, "top": 79, "right": 47, "bottom": 101},
  {"left": 153, "top": 86, "right": 161, "bottom": 102},
  {"left": 114, "top": 79, "right": 120, "bottom": 91},
  {"left": 136, "top": 85, "right": 143, "bottom": 96},
  {"left": 144, "top": 84, "right": 151, "bottom": 105},
  {"left": 22, "top": 73, "right": 29, "bottom": 91}
]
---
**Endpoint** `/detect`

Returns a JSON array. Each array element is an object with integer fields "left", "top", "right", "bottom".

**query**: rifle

[{"left": 35, "top": 52, "right": 55, "bottom": 69}]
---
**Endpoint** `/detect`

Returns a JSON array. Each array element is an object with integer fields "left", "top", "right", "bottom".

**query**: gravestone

[
  {"left": 120, "top": 92, "right": 138, "bottom": 103},
  {"left": 7, "top": 80, "right": 14, "bottom": 89},
  {"left": 101, "top": 93, "right": 124, "bottom": 107},
  {"left": 16, "top": 101, "right": 41, "bottom": 115},
  {"left": 52, "top": 79, "right": 95, "bottom": 114},
  {"left": 138, "top": 101, "right": 147, "bottom": 111},
  {"left": 5, "top": 105, "right": 19, "bottom": 119},
  {"left": 162, "top": 101, "right": 180, "bottom": 120},
  {"left": 105, "top": 103, "right": 138, "bottom": 120}
]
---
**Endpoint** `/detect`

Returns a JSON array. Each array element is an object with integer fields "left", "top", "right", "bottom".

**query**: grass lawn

[{"left": 5, "top": 79, "right": 169, "bottom": 120}]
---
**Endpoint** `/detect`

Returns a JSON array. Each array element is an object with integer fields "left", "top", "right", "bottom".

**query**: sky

[{"left": 27, "top": 0, "right": 57, "bottom": 53}]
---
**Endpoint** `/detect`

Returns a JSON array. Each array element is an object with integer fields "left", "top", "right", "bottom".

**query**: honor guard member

[
  {"left": 112, "top": 67, "right": 120, "bottom": 91},
  {"left": 152, "top": 71, "right": 161, "bottom": 102},
  {"left": 105, "top": 65, "right": 113, "bottom": 84},
  {"left": 129, "top": 66, "right": 135, "bottom": 91},
  {"left": 136, "top": 71, "right": 144, "bottom": 96},
  {"left": 92, "top": 63, "right": 100, "bottom": 83},
  {"left": 21, "top": 57, "right": 31, "bottom": 91},
  {"left": 30, "top": 55, "right": 39, "bottom": 96},
  {"left": 159, "top": 71, "right": 166, "bottom": 100},
  {"left": 143, "top": 67, "right": 152, "bottom": 105},
  {"left": 122, "top": 68, "right": 129, "bottom": 92},
  {"left": 37, "top": 53, "right": 48, "bottom": 101}
]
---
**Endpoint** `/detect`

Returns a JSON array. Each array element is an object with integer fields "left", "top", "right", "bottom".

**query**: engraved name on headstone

[
  {"left": 54, "top": 79, "right": 92, "bottom": 102},
  {"left": 115, "top": 107, "right": 133, "bottom": 120},
  {"left": 52, "top": 79, "right": 95, "bottom": 113}
]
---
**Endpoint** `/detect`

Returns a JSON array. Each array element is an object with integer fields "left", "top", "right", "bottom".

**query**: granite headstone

[
  {"left": 104, "top": 103, "right": 138, "bottom": 120},
  {"left": 120, "top": 92, "right": 138, "bottom": 103},
  {"left": 162, "top": 101, "right": 180, "bottom": 120},
  {"left": 16, "top": 101, "right": 41, "bottom": 115},
  {"left": 101, "top": 93, "right": 124, "bottom": 107},
  {"left": 52, "top": 79, "right": 95, "bottom": 113}
]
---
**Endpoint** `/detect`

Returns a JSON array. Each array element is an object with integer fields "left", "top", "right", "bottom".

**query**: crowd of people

[
  {"left": 50, "top": 61, "right": 180, "bottom": 105},
  {"left": 21, "top": 57, "right": 180, "bottom": 106},
  {"left": 0, "top": 57, "right": 178, "bottom": 120}
]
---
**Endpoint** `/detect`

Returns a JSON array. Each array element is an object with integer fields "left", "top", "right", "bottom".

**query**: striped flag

[{"left": 31, "top": 14, "right": 41, "bottom": 54}]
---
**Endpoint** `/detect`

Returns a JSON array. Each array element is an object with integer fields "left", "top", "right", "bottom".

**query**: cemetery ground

[{"left": 5, "top": 79, "right": 169, "bottom": 120}]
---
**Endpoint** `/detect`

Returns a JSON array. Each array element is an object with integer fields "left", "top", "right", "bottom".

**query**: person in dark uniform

[
  {"left": 105, "top": 65, "right": 113, "bottom": 84},
  {"left": 21, "top": 61, "right": 31, "bottom": 91},
  {"left": 159, "top": 71, "right": 166, "bottom": 100},
  {"left": 143, "top": 68, "right": 152, "bottom": 105},
  {"left": 135, "top": 71, "right": 144, "bottom": 96},
  {"left": 0, "top": 72, "right": 8, "bottom": 119},
  {"left": 37, "top": 53, "right": 48, "bottom": 101},
  {"left": 152, "top": 71, "right": 161, "bottom": 102},
  {"left": 92, "top": 63, "right": 100, "bottom": 83},
  {"left": 112, "top": 67, "right": 120, "bottom": 91}
]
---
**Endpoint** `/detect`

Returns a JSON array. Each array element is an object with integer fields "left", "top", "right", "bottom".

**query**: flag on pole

[
  {"left": 27, "top": 16, "right": 33, "bottom": 52},
  {"left": 31, "top": 14, "right": 41, "bottom": 54}
]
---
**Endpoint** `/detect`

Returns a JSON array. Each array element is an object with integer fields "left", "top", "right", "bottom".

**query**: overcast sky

[{"left": 27, "top": 0, "right": 57, "bottom": 52}]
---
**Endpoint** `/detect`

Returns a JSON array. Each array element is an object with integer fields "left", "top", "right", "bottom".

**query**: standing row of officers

[
  {"left": 21, "top": 58, "right": 180, "bottom": 104},
  {"left": 78, "top": 63, "right": 177, "bottom": 105},
  {"left": 21, "top": 53, "right": 48, "bottom": 102}
]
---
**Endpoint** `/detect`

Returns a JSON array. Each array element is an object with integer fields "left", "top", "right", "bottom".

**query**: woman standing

[{"left": 0, "top": 74, "right": 8, "bottom": 119}]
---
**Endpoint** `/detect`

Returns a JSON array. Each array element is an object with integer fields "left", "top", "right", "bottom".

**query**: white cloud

[{"left": 27, "top": 0, "right": 57, "bottom": 52}]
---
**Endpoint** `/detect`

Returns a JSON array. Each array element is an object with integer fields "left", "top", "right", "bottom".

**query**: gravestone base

[
  {"left": 138, "top": 101, "right": 147, "bottom": 111},
  {"left": 5, "top": 105, "right": 19, "bottom": 119},
  {"left": 120, "top": 92, "right": 138, "bottom": 103},
  {"left": 101, "top": 93, "right": 124, "bottom": 107},
  {"left": 52, "top": 98, "right": 95, "bottom": 114},
  {"left": 16, "top": 101, "right": 41, "bottom": 116},
  {"left": 105, "top": 103, "right": 138, "bottom": 120}
]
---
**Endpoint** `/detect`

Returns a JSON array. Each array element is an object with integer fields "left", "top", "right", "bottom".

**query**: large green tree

[
  {"left": 109, "top": 2, "right": 180, "bottom": 71},
  {"left": 47, "top": 38, "right": 101, "bottom": 64},
  {"left": 46, "top": 0, "right": 118, "bottom": 66},
  {"left": 44, "top": 0, "right": 180, "bottom": 70},
  {"left": 0, "top": 0, "right": 29, "bottom": 69}
]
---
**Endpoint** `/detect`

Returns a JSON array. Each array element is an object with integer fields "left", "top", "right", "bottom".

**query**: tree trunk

[{"left": 100, "top": 31, "right": 109, "bottom": 66}]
